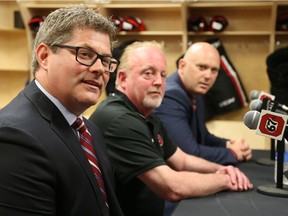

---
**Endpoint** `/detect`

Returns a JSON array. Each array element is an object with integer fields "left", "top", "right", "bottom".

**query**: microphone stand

[
  {"left": 270, "top": 139, "right": 275, "bottom": 162},
  {"left": 257, "top": 138, "right": 288, "bottom": 197},
  {"left": 256, "top": 98, "right": 279, "bottom": 166}
]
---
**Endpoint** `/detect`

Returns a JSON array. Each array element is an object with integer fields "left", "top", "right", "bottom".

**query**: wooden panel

[
  {"left": 0, "top": 31, "right": 28, "bottom": 72},
  {"left": 0, "top": 72, "right": 28, "bottom": 109},
  {"left": 0, "top": 1, "right": 19, "bottom": 29}
]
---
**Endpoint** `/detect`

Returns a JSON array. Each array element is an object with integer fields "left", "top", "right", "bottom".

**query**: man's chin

[
  {"left": 143, "top": 98, "right": 163, "bottom": 109},
  {"left": 198, "top": 89, "right": 209, "bottom": 95},
  {"left": 84, "top": 92, "right": 102, "bottom": 105}
]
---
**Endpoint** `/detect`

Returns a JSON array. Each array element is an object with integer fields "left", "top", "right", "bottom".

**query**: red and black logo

[
  {"left": 157, "top": 134, "right": 163, "bottom": 146},
  {"left": 258, "top": 113, "right": 285, "bottom": 137}
]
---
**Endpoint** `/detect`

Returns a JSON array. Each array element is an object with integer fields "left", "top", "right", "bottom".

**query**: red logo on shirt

[{"left": 157, "top": 134, "right": 163, "bottom": 146}]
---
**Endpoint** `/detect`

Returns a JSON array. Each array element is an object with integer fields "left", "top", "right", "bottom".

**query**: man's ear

[
  {"left": 178, "top": 59, "right": 186, "bottom": 75},
  {"left": 117, "top": 70, "right": 127, "bottom": 90},
  {"left": 36, "top": 43, "right": 49, "bottom": 70}
]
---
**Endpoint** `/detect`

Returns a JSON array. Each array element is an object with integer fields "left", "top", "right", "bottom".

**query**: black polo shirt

[{"left": 89, "top": 90, "right": 177, "bottom": 216}]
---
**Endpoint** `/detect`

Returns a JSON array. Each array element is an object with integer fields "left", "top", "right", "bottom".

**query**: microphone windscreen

[
  {"left": 243, "top": 110, "right": 260, "bottom": 130},
  {"left": 249, "top": 99, "right": 262, "bottom": 111},
  {"left": 250, "top": 90, "right": 260, "bottom": 100}
]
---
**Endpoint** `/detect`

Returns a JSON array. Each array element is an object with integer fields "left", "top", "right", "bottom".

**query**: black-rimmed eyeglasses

[{"left": 52, "top": 44, "right": 119, "bottom": 73}]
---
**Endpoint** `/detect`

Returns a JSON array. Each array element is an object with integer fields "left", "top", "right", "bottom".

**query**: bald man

[{"left": 155, "top": 42, "right": 252, "bottom": 165}]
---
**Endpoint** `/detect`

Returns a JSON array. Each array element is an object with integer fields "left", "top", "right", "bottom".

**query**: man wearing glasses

[
  {"left": 51, "top": 44, "right": 118, "bottom": 71},
  {"left": 0, "top": 5, "right": 123, "bottom": 216}
]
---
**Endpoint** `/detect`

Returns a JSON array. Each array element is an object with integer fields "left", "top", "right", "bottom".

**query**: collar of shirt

[
  {"left": 35, "top": 79, "right": 80, "bottom": 125},
  {"left": 111, "top": 90, "right": 146, "bottom": 119}
]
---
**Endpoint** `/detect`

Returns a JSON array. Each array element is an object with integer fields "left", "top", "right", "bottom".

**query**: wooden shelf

[
  {"left": 188, "top": 31, "right": 272, "bottom": 36},
  {"left": 102, "top": 3, "right": 181, "bottom": 8},
  {"left": 7, "top": 0, "right": 288, "bottom": 120},
  {"left": 186, "top": 2, "right": 273, "bottom": 7},
  {"left": 0, "top": 28, "right": 25, "bottom": 33},
  {"left": 0, "top": 68, "right": 28, "bottom": 73},
  {"left": 276, "top": 31, "right": 288, "bottom": 35},
  {"left": 117, "top": 31, "right": 183, "bottom": 36}
]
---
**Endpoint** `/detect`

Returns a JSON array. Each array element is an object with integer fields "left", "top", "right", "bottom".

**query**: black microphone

[
  {"left": 273, "top": 100, "right": 288, "bottom": 113},
  {"left": 250, "top": 98, "right": 288, "bottom": 115}
]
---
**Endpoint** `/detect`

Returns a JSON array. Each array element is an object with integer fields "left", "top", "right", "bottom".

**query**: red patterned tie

[
  {"left": 192, "top": 97, "right": 197, "bottom": 112},
  {"left": 72, "top": 118, "right": 109, "bottom": 208}
]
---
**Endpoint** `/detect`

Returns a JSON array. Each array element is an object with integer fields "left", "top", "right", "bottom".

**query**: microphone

[
  {"left": 250, "top": 90, "right": 260, "bottom": 100},
  {"left": 249, "top": 98, "right": 288, "bottom": 115},
  {"left": 249, "top": 99, "right": 262, "bottom": 111},
  {"left": 243, "top": 110, "right": 261, "bottom": 130},
  {"left": 249, "top": 90, "right": 275, "bottom": 101},
  {"left": 245, "top": 110, "right": 288, "bottom": 193},
  {"left": 243, "top": 109, "right": 288, "bottom": 140}
]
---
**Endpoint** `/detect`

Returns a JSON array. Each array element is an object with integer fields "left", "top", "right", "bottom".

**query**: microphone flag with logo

[
  {"left": 256, "top": 110, "right": 288, "bottom": 141},
  {"left": 258, "top": 91, "right": 275, "bottom": 101}
]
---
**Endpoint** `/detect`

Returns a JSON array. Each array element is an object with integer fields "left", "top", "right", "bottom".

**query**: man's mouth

[
  {"left": 199, "top": 82, "right": 209, "bottom": 88},
  {"left": 83, "top": 80, "right": 101, "bottom": 90}
]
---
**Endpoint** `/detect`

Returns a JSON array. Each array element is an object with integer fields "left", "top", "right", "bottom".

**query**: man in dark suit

[
  {"left": 155, "top": 42, "right": 252, "bottom": 165},
  {"left": 0, "top": 5, "right": 123, "bottom": 216}
]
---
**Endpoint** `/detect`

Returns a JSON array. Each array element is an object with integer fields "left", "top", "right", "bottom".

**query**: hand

[
  {"left": 240, "top": 140, "right": 252, "bottom": 161},
  {"left": 227, "top": 139, "right": 252, "bottom": 161},
  {"left": 216, "top": 165, "right": 253, "bottom": 191}
]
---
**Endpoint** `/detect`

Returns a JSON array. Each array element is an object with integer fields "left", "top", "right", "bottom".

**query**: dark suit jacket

[
  {"left": 155, "top": 72, "right": 237, "bottom": 165},
  {"left": 0, "top": 80, "right": 123, "bottom": 216}
]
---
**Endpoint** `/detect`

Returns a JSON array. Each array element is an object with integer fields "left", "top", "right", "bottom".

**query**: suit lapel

[{"left": 24, "top": 81, "right": 110, "bottom": 215}]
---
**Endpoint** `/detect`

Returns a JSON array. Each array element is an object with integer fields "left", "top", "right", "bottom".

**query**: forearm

[
  {"left": 168, "top": 148, "right": 223, "bottom": 173},
  {"left": 183, "top": 154, "right": 223, "bottom": 173},
  {"left": 169, "top": 171, "right": 230, "bottom": 199},
  {"left": 140, "top": 165, "right": 230, "bottom": 202}
]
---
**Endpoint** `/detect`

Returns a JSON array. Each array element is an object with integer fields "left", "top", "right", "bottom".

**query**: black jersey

[{"left": 89, "top": 90, "right": 177, "bottom": 216}]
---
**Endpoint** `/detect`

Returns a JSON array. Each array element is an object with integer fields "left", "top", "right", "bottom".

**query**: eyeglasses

[{"left": 52, "top": 44, "right": 119, "bottom": 73}]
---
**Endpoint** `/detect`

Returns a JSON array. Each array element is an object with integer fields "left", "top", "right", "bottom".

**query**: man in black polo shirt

[{"left": 89, "top": 41, "right": 253, "bottom": 216}]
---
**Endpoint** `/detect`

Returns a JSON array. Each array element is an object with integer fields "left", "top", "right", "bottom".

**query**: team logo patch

[
  {"left": 157, "top": 134, "right": 163, "bottom": 146},
  {"left": 256, "top": 110, "right": 287, "bottom": 140}
]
